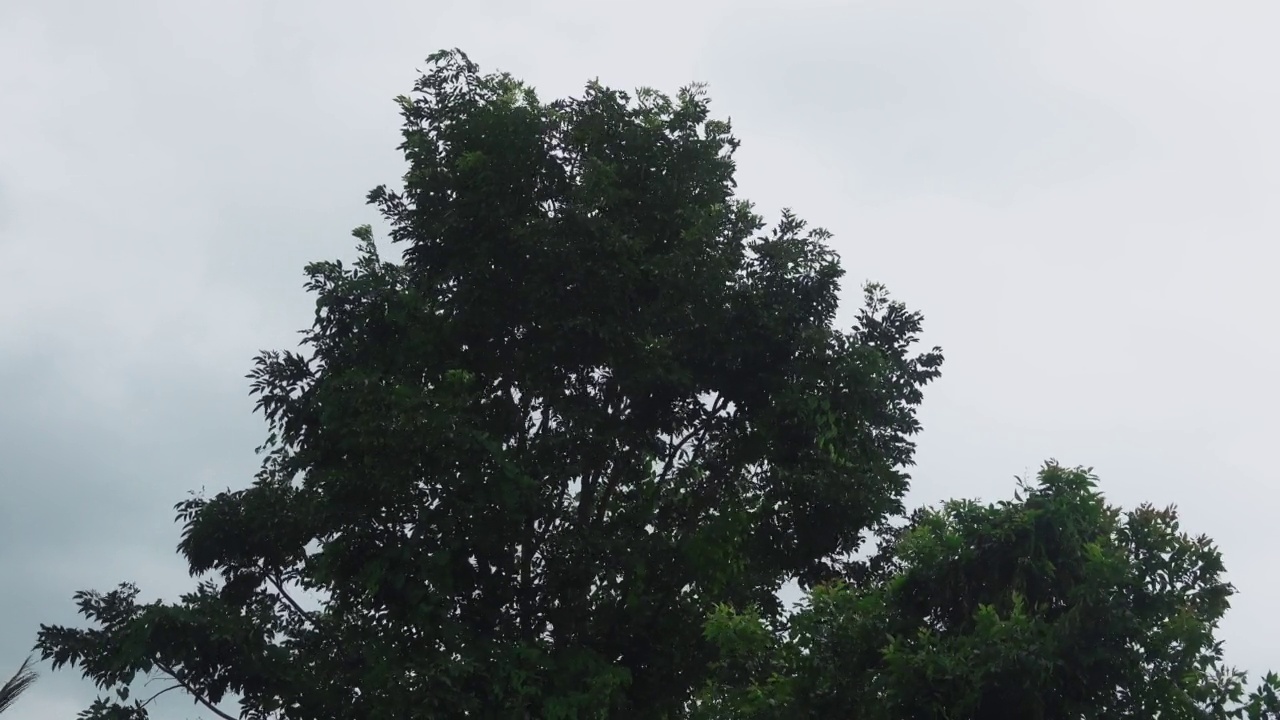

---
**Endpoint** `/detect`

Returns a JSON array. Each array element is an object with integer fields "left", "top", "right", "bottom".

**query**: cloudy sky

[{"left": 3, "top": 0, "right": 1278, "bottom": 715}]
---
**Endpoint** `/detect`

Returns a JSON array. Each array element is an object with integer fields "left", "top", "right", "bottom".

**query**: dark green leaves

[
  {"left": 37, "top": 49, "right": 941, "bottom": 719},
  {"left": 699, "top": 463, "right": 1277, "bottom": 720}
]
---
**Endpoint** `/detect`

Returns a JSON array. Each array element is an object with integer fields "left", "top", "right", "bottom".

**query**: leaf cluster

[{"left": 698, "top": 463, "right": 1280, "bottom": 720}]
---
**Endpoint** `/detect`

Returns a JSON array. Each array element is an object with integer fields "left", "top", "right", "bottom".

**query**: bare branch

[
  {"left": 141, "top": 683, "right": 184, "bottom": 708},
  {"left": 152, "top": 659, "right": 238, "bottom": 720}
]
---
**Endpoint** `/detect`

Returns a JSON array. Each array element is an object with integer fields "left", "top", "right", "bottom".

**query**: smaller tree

[
  {"left": 0, "top": 656, "right": 38, "bottom": 715},
  {"left": 698, "top": 462, "right": 1280, "bottom": 720}
]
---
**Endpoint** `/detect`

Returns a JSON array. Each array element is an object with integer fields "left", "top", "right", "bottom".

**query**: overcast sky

[{"left": 3, "top": 0, "right": 1278, "bottom": 716}]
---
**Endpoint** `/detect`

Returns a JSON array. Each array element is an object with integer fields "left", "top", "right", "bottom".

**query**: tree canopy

[
  {"left": 35, "top": 49, "right": 942, "bottom": 719},
  {"left": 697, "top": 463, "right": 1280, "bottom": 720}
]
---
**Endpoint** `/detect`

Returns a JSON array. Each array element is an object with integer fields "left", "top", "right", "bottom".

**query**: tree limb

[
  {"left": 268, "top": 573, "right": 316, "bottom": 627},
  {"left": 152, "top": 659, "right": 238, "bottom": 720},
  {"left": 140, "top": 683, "right": 184, "bottom": 709}
]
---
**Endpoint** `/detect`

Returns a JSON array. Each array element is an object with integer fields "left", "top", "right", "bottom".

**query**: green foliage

[
  {"left": 698, "top": 462, "right": 1280, "bottom": 719},
  {"left": 0, "top": 656, "right": 38, "bottom": 715},
  {"left": 36, "top": 49, "right": 941, "bottom": 719}
]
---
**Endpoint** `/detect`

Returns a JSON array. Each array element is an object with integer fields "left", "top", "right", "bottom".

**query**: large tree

[
  {"left": 697, "top": 463, "right": 1280, "bottom": 720},
  {"left": 36, "top": 50, "right": 942, "bottom": 719}
]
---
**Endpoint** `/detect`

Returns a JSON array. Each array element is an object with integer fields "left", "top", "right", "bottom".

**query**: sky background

[{"left": 3, "top": 0, "right": 1278, "bottom": 716}]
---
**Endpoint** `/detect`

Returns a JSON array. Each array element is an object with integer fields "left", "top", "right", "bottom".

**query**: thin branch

[
  {"left": 577, "top": 465, "right": 605, "bottom": 526},
  {"left": 140, "top": 683, "right": 184, "bottom": 709},
  {"left": 594, "top": 394, "right": 730, "bottom": 529},
  {"left": 671, "top": 409, "right": 731, "bottom": 542},
  {"left": 152, "top": 659, "right": 237, "bottom": 720},
  {"left": 658, "top": 394, "right": 729, "bottom": 485},
  {"left": 518, "top": 515, "right": 538, "bottom": 638},
  {"left": 268, "top": 574, "right": 316, "bottom": 627}
]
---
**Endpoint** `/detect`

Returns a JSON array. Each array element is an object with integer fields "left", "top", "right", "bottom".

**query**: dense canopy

[{"left": 35, "top": 50, "right": 941, "bottom": 719}]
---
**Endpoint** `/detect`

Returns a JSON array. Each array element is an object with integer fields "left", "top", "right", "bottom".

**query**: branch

[
  {"left": 594, "top": 394, "right": 729, "bottom": 528},
  {"left": 268, "top": 574, "right": 316, "bottom": 627},
  {"left": 671, "top": 414, "right": 732, "bottom": 542},
  {"left": 658, "top": 394, "right": 728, "bottom": 485},
  {"left": 152, "top": 659, "right": 237, "bottom": 720},
  {"left": 518, "top": 515, "right": 538, "bottom": 637},
  {"left": 140, "top": 684, "right": 184, "bottom": 709},
  {"left": 578, "top": 465, "right": 604, "bottom": 526}
]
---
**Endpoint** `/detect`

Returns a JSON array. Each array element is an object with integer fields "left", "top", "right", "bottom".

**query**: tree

[
  {"left": 36, "top": 49, "right": 942, "bottom": 719},
  {"left": 698, "top": 462, "right": 1280, "bottom": 719},
  {"left": 0, "top": 656, "right": 38, "bottom": 715}
]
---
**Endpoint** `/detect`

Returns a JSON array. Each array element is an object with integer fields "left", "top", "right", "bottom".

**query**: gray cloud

[{"left": 702, "top": 2, "right": 1139, "bottom": 203}]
